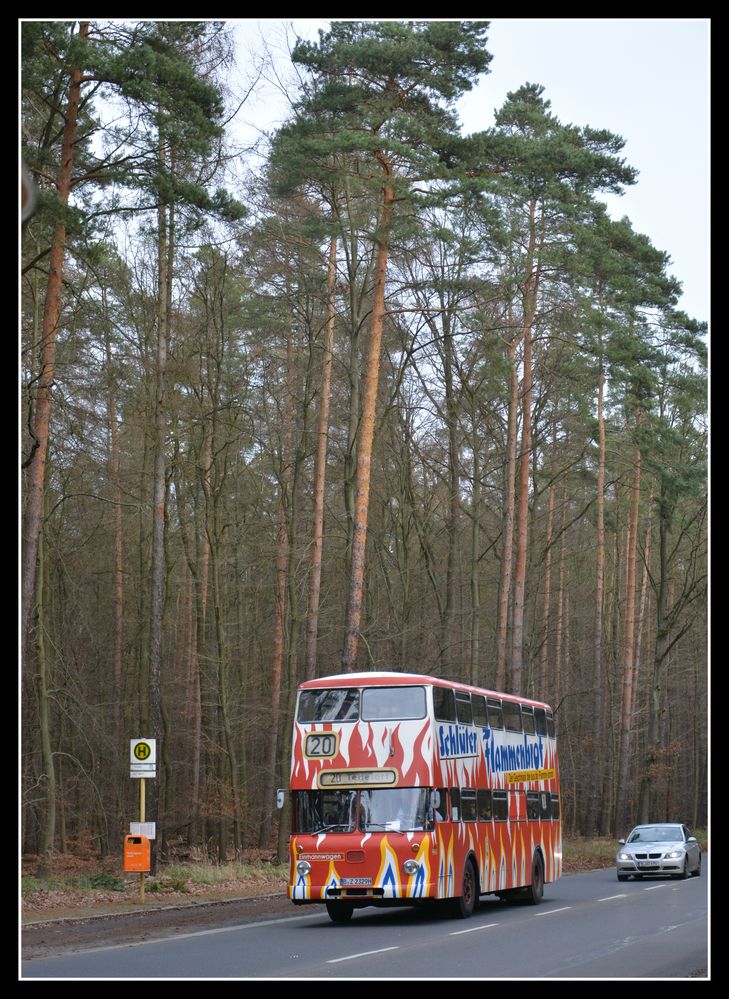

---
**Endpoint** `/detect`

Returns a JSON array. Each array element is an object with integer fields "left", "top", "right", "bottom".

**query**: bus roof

[{"left": 298, "top": 671, "right": 552, "bottom": 711}]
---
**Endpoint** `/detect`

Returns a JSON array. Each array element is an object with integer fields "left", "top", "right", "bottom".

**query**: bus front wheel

[
  {"left": 326, "top": 900, "right": 354, "bottom": 923},
  {"left": 449, "top": 858, "right": 478, "bottom": 919}
]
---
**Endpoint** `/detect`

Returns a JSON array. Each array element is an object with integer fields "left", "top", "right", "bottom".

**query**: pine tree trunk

[
  {"left": 495, "top": 341, "right": 518, "bottom": 689},
  {"left": 639, "top": 493, "right": 666, "bottom": 826},
  {"left": 586, "top": 358, "right": 606, "bottom": 835},
  {"left": 616, "top": 412, "right": 642, "bottom": 834},
  {"left": 103, "top": 291, "right": 124, "bottom": 743},
  {"left": 441, "top": 313, "right": 460, "bottom": 673},
  {"left": 554, "top": 479, "right": 570, "bottom": 704},
  {"left": 510, "top": 317, "right": 533, "bottom": 695},
  {"left": 305, "top": 235, "right": 337, "bottom": 679},
  {"left": 22, "top": 21, "right": 88, "bottom": 651},
  {"left": 510, "top": 200, "right": 541, "bottom": 693},
  {"left": 261, "top": 310, "right": 295, "bottom": 846},
  {"left": 36, "top": 517, "right": 56, "bottom": 867},
  {"left": 342, "top": 176, "right": 394, "bottom": 671},
  {"left": 538, "top": 436, "right": 558, "bottom": 695}
]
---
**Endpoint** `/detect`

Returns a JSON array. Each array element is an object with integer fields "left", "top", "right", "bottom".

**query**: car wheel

[
  {"left": 449, "top": 858, "right": 478, "bottom": 918},
  {"left": 617, "top": 873, "right": 629, "bottom": 882},
  {"left": 691, "top": 854, "right": 701, "bottom": 877},
  {"left": 674, "top": 858, "right": 689, "bottom": 880}
]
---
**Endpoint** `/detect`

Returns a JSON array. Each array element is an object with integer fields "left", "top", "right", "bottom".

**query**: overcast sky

[{"left": 232, "top": 18, "right": 709, "bottom": 324}]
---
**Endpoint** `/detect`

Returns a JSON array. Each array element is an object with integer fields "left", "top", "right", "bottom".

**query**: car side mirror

[
  {"left": 617, "top": 838, "right": 625, "bottom": 845},
  {"left": 687, "top": 836, "right": 697, "bottom": 843}
]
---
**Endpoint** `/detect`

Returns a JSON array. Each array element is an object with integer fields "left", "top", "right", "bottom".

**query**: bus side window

[
  {"left": 434, "top": 687, "right": 457, "bottom": 722},
  {"left": 472, "top": 694, "right": 488, "bottom": 726},
  {"left": 487, "top": 697, "right": 503, "bottom": 729},
  {"left": 455, "top": 690, "right": 473, "bottom": 725},
  {"left": 521, "top": 704, "right": 536, "bottom": 735},
  {"left": 450, "top": 787, "right": 461, "bottom": 822},
  {"left": 540, "top": 792, "right": 551, "bottom": 819},
  {"left": 433, "top": 787, "right": 448, "bottom": 822},
  {"left": 503, "top": 700, "right": 523, "bottom": 732},
  {"left": 526, "top": 791, "right": 540, "bottom": 820},
  {"left": 551, "top": 793, "right": 560, "bottom": 820},
  {"left": 477, "top": 788, "right": 492, "bottom": 821},
  {"left": 534, "top": 707, "right": 548, "bottom": 736},
  {"left": 546, "top": 711, "right": 556, "bottom": 738},
  {"left": 461, "top": 789, "right": 477, "bottom": 822},
  {"left": 492, "top": 790, "right": 508, "bottom": 820}
]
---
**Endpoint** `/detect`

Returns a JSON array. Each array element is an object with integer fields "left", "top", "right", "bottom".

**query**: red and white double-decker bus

[{"left": 285, "top": 671, "right": 561, "bottom": 922}]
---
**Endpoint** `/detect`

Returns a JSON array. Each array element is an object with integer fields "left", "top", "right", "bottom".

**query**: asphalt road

[{"left": 21, "top": 863, "right": 708, "bottom": 980}]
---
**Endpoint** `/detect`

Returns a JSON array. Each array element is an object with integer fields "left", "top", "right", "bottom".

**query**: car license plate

[{"left": 638, "top": 861, "right": 659, "bottom": 869}]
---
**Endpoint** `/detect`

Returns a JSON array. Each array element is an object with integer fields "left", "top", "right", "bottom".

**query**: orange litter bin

[{"left": 124, "top": 834, "right": 151, "bottom": 872}]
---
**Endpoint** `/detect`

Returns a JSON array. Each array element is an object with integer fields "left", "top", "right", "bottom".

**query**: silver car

[{"left": 616, "top": 823, "right": 701, "bottom": 881}]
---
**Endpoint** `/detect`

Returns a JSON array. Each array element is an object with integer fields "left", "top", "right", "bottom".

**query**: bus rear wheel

[
  {"left": 326, "top": 900, "right": 354, "bottom": 923},
  {"left": 525, "top": 853, "right": 544, "bottom": 905}
]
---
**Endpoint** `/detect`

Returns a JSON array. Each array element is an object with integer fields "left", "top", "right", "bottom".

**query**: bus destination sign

[{"left": 318, "top": 768, "right": 397, "bottom": 788}]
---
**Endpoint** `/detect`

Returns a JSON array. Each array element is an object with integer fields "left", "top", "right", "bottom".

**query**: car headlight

[
  {"left": 664, "top": 850, "right": 683, "bottom": 860},
  {"left": 617, "top": 852, "right": 631, "bottom": 861}
]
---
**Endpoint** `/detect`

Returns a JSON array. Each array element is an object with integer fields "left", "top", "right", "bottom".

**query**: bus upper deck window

[
  {"left": 487, "top": 697, "right": 503, "bottom": 729},
  {"left": 434, "top": 687, "right": 456, "bottom": 722},
  {"left": 502, "top": 699, "right": 522, "bottom": 732},
  {"left": 455, "top": 690, "right": 473, "bottom": 725},
  {"left": 361, "top": 685, "right": 426, "bottom": 720}
]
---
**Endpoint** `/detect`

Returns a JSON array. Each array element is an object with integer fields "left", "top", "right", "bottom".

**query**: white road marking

[
  {"left": 327, "top": 946, "right": 399, "bottom": 964},
  {"left": 450, "top": 922, "right": 499, "bottom": 936},
  {"left": 536, "top": 906, "right": 572, "bottom": 916},
  {"left": 597, "top": 894, "right": 627, "bottom": 901}
]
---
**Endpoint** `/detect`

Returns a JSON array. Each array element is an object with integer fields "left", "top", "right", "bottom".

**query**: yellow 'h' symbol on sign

[{"left": 134, "top": 742, "right": 151, "bottom": 761}]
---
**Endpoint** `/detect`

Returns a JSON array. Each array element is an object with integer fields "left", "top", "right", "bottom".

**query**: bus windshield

[
  {"left": 294, "top": 787, "right": 431, "bottom": 834},
  {"left": 359, "top": 788, "right": 430, "bottom": 832},
  {"left": 297, "top": 685, "right": 426, "bottom": 722}
]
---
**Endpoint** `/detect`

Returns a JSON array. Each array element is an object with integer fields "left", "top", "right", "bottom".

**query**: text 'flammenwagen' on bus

[{"left": 279, "top": 671, "right": 561, "bottom": 922}]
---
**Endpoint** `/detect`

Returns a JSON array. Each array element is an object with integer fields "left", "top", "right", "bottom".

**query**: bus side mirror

[{"left": 276, "top": 789, "right": 285, "bottom": 810}]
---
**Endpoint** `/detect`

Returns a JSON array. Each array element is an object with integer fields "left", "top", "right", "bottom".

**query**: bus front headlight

[
  {"left": 296, "top": 860, "right": 311, "bottom": 876},
  {"left": 403, "top": 859, "right": 419, "bottom": 876}
]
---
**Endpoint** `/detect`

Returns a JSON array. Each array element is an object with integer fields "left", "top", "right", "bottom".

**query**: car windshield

[{"left": 628, "top": 825, "right": 682, "bottom": 843}]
